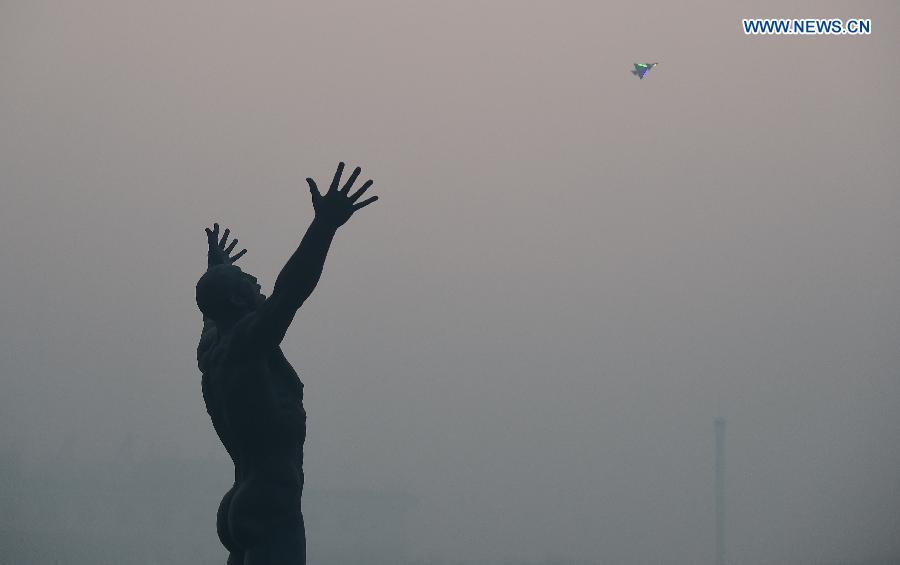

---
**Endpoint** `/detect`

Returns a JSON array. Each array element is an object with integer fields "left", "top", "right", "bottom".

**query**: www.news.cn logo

[{"left": 743, "top": 18, "right": 871, "bottom": 35}]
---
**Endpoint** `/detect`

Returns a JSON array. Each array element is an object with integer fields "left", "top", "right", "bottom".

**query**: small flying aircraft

[{"left": 631, "top": 62, "right": 658, "bottom": 79}]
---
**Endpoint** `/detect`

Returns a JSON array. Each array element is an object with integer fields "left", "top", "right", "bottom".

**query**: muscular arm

[
  {"left": 241, "top": 162, "right": 378, "bottom": 355},
  {"left": 241, "top": 219, "right": 337, "bottom": 352}
]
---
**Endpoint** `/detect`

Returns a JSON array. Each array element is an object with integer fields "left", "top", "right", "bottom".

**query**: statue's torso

[{"left": 201, "top": 323, "right": 306, "bottom": 485}]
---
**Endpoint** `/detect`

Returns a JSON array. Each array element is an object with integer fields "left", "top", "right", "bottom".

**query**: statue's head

[{"left": 196, "top": 264, "right": 265, "bottom": 323}]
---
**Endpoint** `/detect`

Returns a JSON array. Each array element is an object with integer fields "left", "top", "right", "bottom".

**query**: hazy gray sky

[{"left": 1, "top": 1, "right": 898, "bottom": 564}]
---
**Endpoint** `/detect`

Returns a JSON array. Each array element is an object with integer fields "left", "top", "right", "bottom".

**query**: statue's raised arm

[{"left": 238, "top": 162, "right": 377, "bottom": 355}]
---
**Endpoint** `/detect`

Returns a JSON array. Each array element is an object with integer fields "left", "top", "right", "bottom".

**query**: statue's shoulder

[
  {"left": 198, "top": 317, "right": 261, "bottom": 372},
  {"left": 221, "top": 313, "right": 269, "bottom": 360},
  {"left": 198, "top": 336, "right": 223, "bottom": 374},
  {"left": 198, "top": 325, "right": 241, "bottom": 372}
]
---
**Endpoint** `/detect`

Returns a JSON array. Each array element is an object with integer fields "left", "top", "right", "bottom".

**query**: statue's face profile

[
  {"left": 196, "top": 265, "right": 265, "bottom": 322},
  {"left": 232, "top": 271, "right": 266, "bottom": 310}
]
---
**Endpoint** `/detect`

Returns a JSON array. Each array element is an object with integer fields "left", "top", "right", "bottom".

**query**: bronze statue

[{"left": 196, "top": 163, "right": 378, "bottom": 564}]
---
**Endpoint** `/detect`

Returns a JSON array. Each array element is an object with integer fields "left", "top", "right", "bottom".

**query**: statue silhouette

[{"left": 196, "top": 163, "right": 378, "bottom": 565}]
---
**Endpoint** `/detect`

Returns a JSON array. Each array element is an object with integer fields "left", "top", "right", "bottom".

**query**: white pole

[{"left": 714, "top": 417, "right": 726, "bottom": 565}]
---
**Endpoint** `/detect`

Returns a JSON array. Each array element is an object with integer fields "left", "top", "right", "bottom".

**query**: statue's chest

[{"left": 216, "top": 348, "right": 304, "bottom": 409}]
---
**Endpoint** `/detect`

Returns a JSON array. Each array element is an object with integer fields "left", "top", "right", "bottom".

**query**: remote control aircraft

[{"left": 632, "top": 62, "right": 658, "bottom": 79}]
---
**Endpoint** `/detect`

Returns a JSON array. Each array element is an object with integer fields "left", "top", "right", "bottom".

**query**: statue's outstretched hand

[
  {"left": 205, "top": 223, "right": 247, "bottom": 268},
  {"left": 306, "top": 162, "right": 378, "bottom": 229}
]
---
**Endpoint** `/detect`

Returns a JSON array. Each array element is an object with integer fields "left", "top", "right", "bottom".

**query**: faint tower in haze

[{"left": 714, "top": 417, "right": 726, "bottom": 565}]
